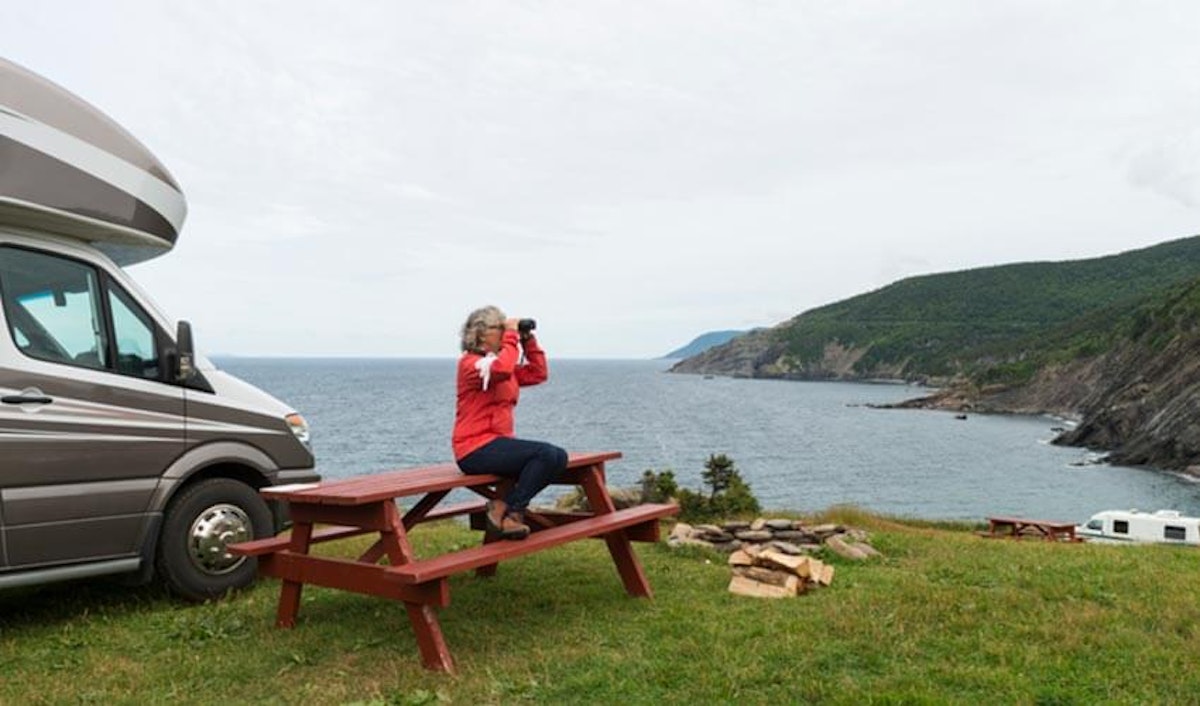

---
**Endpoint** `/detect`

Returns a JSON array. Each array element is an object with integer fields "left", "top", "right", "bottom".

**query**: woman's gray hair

[{"left": 460, "top": 305, "right": 506, "bottom": 352}]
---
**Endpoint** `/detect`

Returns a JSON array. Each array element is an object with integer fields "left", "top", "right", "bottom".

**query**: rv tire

[{"left": 156, "top": 478, "right": 271, "bottom": 602}]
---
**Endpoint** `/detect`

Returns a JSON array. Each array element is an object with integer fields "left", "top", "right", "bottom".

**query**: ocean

[{"left": 216, "top": 357, "right": 1200, "bottom": 523}]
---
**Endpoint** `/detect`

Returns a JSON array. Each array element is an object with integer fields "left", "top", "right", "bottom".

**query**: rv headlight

[{"left": 285, "top": 413, "right": 311, "bottom": 447}]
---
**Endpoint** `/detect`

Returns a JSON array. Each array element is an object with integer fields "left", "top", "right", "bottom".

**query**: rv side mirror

[{"left": 175, "top": 320, "right": 195, "bottom": 382}]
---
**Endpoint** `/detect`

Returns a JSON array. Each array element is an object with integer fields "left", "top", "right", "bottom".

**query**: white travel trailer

[
  {"left": 1076, "top": 509, "right": 1200, "bottom": 546},
  {"left": 0, "top": 58, "right": 319, "bottom": 600}
]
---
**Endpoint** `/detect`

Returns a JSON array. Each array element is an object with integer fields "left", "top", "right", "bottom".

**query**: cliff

[{"left": 875, "top": 279, "right": 1200, "bottom": 473}]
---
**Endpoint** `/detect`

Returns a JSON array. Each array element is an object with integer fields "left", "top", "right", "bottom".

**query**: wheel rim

[{"left": 187, "top": 503, "right": 252, "bottom": 575}]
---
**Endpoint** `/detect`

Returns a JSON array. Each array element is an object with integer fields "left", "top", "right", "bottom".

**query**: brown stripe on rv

[
  {"left": 0, "top": 58, "right": 180, "bottom": 190},
  {"left": 0, "top": 136, "right": 178, "bottom": 245}
]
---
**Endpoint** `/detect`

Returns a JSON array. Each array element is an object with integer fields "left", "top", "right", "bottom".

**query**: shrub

[
  {"left": 640, "top": 469, "right": 678, "bottom": 503},
  {"left": 673, "top": 454, "right": 761, "bottom": 523}
]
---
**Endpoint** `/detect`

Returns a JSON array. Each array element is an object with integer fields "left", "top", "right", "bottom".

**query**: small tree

[
  {"left": 675, "top": 453, "right": 761, "bottom": 523},
  {"left": 702, "top": 453, "right": 736, "bottom": 499}
]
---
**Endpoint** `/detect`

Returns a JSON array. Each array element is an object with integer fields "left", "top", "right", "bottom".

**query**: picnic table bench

[
  {"left": 229, "top": 450, "right": 677, "bottom": 672},
  {"left": 982, "top": 515, "right": 1080, "bottom": 542}
]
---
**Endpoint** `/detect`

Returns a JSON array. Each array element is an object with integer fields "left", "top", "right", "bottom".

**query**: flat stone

[
  {"left": 711, "top": 540, "right": 742, "bottom": 554},
  {"left": 722, "top": 521, "right": 752, "bottom": 532},
  {"left": 668, "top": 523, "right": 694, "bottom": 541},
  {"left": 772, "top": 530, "right": 816, "bottom": 542},
  {"left": 825, "top": 535, "right": 870, "bottom": 561},
  {"left": 734, "top": 530, "right": 774, "bottom": 542},
  {"left": 750, "top": 518, "right": 767, "bottom": 531},
  {"left": 850, "top": 541, "right": 882, "bottom": 558},
  {"left": 695, "top": 524, "right": 723, "bottom": 534},
  {"left": 767, "top": 541, "right": 808, "bottom": 555},
  {"left": 700, "top": 530, "right": 735, "bottom": 542},
  {"left": 808, "top": 523, "right": 843, "bottom": 536},
  {"left": 765, "top": 519, "right": 794, "bottom": 530}
]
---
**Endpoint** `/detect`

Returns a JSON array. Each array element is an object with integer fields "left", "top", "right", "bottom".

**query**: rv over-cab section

[{"left": 0, "top": 57, "right": 185, "bottom": 265}]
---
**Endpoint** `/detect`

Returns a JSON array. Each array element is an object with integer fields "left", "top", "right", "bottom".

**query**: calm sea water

[{"left": 216, "top": 357, "right": 1200, "bottom": 522}]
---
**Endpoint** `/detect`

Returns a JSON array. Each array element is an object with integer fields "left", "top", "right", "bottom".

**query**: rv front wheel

[{"left": 156, "top": 478, "right": 272, "bottom": 601}]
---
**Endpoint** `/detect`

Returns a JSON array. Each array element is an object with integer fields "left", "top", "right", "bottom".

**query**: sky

[{"left": 4, "top": 1, "right": 1200, "bottom": 358}]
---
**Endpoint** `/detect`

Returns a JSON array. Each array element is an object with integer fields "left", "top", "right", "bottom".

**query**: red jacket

[{"left": 453, "top": 330, "right": 548, "bottom": 460}]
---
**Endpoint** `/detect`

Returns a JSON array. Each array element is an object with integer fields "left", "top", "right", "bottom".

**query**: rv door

[{"left": 0, "top": 244, "right": 184, "bottom": 568}]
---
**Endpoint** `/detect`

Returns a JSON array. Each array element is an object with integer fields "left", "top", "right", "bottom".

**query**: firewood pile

[
  {"left": 727, "top": 544, "right": 832, "bottom": 598},
  {"left": 667, "top": 518, "right": 882, "bottom": 598}
]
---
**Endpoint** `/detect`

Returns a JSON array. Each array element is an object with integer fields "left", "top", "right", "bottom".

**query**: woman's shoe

[
  {"left": 485, "top": 501, "right": 529, "bottom": 539},
  {"left": 484, "top": 499, "right": 507, "bottom": 534},
  {"left": 500, "top": 512, "right": 530, "bottom": 540}
]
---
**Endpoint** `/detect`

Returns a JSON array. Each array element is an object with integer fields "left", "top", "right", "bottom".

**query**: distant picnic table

[
  {"left": 229, "top": 450, "right": 677, "bottom": 672},
  {"left": 983, "top": 515, "right": 1080, "bottom": 542}
]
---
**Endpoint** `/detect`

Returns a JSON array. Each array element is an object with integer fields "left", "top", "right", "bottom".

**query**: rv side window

[
  {"left": 1086, "top": 519, "right": 1102, "bottom": 531},
  {"left": 107, "top": 281, "right": 159, "bottom": 380},
  {"left": 0, "top": 246, "right": 109, "bottom": 370},
  {"left": 1164, "top": 525, "right": 1187, "bottom": 541},
  {"left": 1113, "top": 520, "right": 1129, "bottom": 534}
]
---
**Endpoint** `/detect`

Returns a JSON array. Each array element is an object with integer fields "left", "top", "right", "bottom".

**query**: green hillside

[
  {"left": 965, "top": 273, "right": 1200, "bottom": 386},
  {"left": 770, "top": 235, "right": 1200, "bottom": 379}
]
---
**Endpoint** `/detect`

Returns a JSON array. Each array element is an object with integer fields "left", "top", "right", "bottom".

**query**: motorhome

[
  {"left": 1076, "top": 509, "right": 1200, "bottom": 546},
  {"left": 0, "top": 58, "right": 319, "bottom": 600}
]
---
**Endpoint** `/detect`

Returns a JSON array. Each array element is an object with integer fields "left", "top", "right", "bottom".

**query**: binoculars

[{"left": 518, "top": 318, "right": 537, "bottom": 335}]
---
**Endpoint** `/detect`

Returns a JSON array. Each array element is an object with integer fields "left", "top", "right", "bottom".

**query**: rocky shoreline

[{"left": 866, "top": 360, "right": 1200, "bottom": 477}]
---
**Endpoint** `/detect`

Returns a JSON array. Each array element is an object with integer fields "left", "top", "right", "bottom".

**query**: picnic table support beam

[
  {"left": 579, "top": 463, "right": 653, "bottom": 598},
  {"left": 406, "top": 603, "right": 455, "bottom": 673}
]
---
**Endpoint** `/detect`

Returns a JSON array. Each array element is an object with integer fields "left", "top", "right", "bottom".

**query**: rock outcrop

[{"left": 887, "top": 334, "right": 1200, "bottom": 473}]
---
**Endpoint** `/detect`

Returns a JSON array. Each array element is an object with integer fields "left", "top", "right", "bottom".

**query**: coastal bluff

[{"left": 669, "top": 237, "right": 1200, "bottom": 474}]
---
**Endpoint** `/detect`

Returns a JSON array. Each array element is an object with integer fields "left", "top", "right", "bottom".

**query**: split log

[
  {"left": 728, "top": 575, "right": 794, "bottom": 599},
  {"left": 733, "top": 566, "right": 802, "bottom": 593},
  {"left": 814, "top": 562, "right": 835, "bottom": 587},
  {"left": 849, "top": 541, "right": 881, "bottom": 558},
  {"left": 757, "top": 549, "right": 813, "bottom": 577}
]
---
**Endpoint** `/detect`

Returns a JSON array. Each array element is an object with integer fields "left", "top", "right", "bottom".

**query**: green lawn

[{"left": 3, "top": 509, "right": 1197, "bottom": 705}]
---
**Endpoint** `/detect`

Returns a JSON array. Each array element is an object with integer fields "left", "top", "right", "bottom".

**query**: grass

[{"left": 3, "top": 507, "right": 1199, "bottom": 704}]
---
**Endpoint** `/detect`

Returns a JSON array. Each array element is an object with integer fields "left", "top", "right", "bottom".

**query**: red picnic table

[
  {"left": 229, "top": 450, "right": 677, "bottom": 673},
  {"left": 983, "top": 515, "right": 1080, "bottom": 542}
]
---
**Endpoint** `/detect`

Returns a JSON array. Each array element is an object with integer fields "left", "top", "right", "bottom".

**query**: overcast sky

[{"left": 4, "top": 2, "right": 1200, "bottom": 358}]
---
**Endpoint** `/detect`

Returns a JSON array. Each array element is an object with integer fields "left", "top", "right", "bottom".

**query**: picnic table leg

[
  {"left": 276, "top": 522, "right": 313, "bottom": 628},
  {"left": 370, "top": 501, "right": 457, "bottom": 672},
  {"left": 406, "top": 603, "right": 456, "bottom": 673},
  {"left": 579, "top": 466, "right": 654, "bottom": 598}
]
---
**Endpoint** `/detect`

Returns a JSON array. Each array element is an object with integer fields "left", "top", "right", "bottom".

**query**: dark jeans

[{"left": 457, "top": 437, "right": 569, "bottom": 513}]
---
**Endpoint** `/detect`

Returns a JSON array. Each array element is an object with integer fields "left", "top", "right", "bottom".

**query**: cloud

[
  {"left": 6, "top": 1, "right": 1200, "bottom": 357},
  {"left": 1125, "top": 129, "right": 1200, "bottom": 210}
]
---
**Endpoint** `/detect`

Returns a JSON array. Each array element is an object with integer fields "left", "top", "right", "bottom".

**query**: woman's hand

[{"left": 504, "top": 318, "right": 520, "bottom": 331}]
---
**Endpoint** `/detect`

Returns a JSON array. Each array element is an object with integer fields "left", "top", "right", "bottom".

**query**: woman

[{"left": 453, "top": 305, "right": 568, "bottom": 539}]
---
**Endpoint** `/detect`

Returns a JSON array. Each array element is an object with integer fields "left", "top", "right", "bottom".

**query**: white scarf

[{"left": 474, "top": 352, "right": 498, "bottom": 391}]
